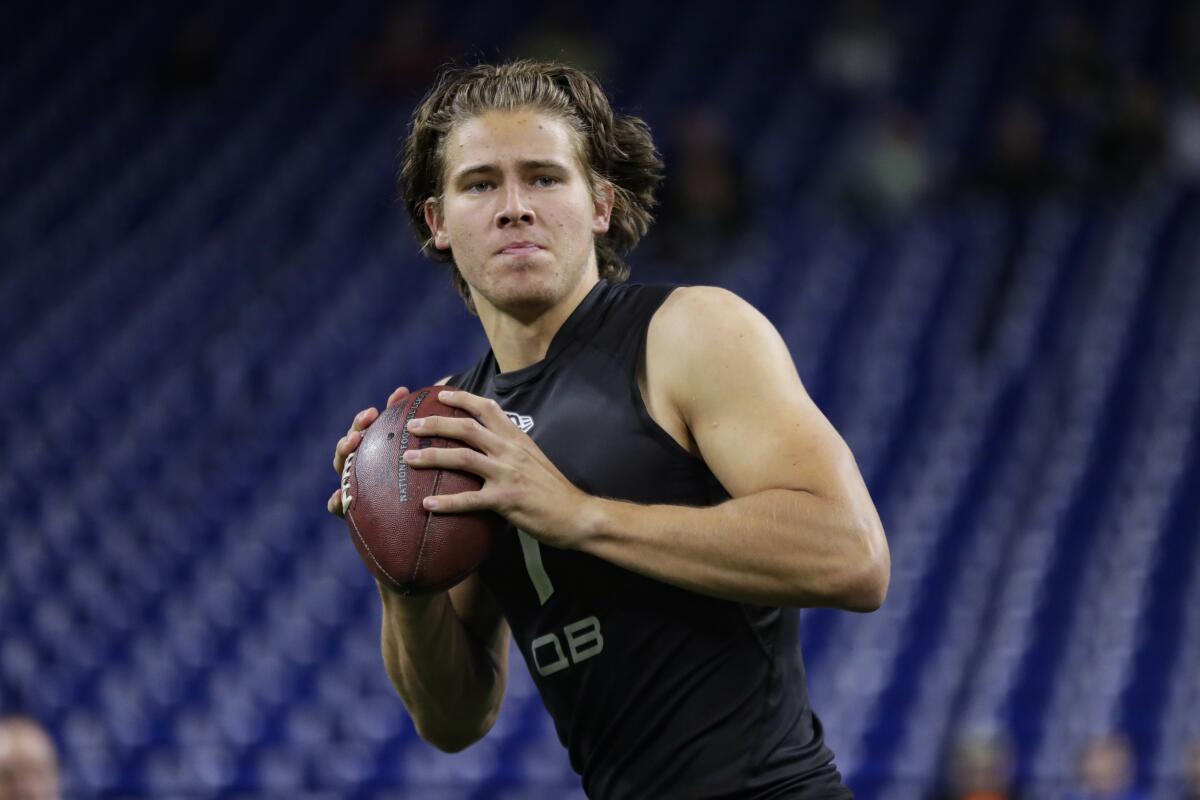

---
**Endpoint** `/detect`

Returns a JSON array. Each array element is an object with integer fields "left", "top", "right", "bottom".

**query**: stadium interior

[{"left": 2, "top": 0, "right": 1198, "bottom": 797}]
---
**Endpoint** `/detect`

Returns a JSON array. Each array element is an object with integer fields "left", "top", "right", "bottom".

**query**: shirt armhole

[{"left": 628, "top": 287, "right": 704, "bottom": 461}]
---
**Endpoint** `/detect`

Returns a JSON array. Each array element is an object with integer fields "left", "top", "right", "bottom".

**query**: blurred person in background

[
  {"left": 812, "top": 0, "right": 897, "bottom": 94},
  {"left": 1168, "top": 2, "right": 1200, "bottom": 91},
  {"left": 1088, "top": 71, "right": 1166, "bottom": 198},
  {"left": 1185, "top": 740, "right": 1200, "bottom": 800},
  {"left": 350, "top": 5, "right": 454, "bottom": 100},
  {"left": 509, "top": 6, "right": 613, "bottom": 79},
  {"left": 841, "top": 104, "right": 932, "bottom": 224},
  {"left": 0, "top": 716, "right": 60, "bottom": 800},
  {"left": 653, "top": 106, "right": 750, "bottom": 268},
  {"left": 1164, "top": 2, "right": 1200, "bottom": 186},
  {"left": 1166, "top": 81, "right": 1200, "bottom": 183},
  {"left": 929, "top": 727, "right": 1018, "bottom": 800},
  {"left": 1032, "top": 10, "right": 1110, "bottom": 130},
  {"left": 1070, "top": 733, "right": 1144, "bottom": 800},
  {"left": 950, "top": 99, "right": 1067, "bottom": 358},
  {"left": 961, "top": 100, "right": 1066, "bottom": 206}
]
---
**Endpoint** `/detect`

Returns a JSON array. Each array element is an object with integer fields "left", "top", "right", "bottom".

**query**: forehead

[{"left": 442, "top": 109, "right": 582, "bottom": 175}]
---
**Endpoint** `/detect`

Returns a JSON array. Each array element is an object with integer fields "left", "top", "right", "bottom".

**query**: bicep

[{"left": 654, "top": 288, "right": 873, "bottom": 508}]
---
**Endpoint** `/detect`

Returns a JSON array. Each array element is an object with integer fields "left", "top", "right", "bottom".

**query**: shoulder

[
  {"left": 649, "top": 286, "right": 784, "bottom": 377},
  {"left": 646, "top": 285, "right": 796, "bottom": 426},
  {"left": 638, "top": 286, "right": 760, "bottom": 455},
  {"left": 657, "top": 284, "right": 742, "bottom": 311},
  {"left": 653, "top": 285, "right": 773, "bottom": 340}
]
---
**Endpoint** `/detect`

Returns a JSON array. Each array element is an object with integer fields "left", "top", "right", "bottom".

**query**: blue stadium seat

[{"left": 3, "top": 1, "right": 1198, "bottom": 797}]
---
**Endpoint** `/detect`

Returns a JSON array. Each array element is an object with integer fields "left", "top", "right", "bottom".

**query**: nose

[{"left": 495, "top": 182, "right": 535, "bottom": 228}]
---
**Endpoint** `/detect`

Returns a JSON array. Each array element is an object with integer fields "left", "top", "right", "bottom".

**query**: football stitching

[
  {"left": 346, "top": 507, "right": 404, "bottom": 590},
  {"left": 411, "top": 465, "right": 443, "bottom": 587}
]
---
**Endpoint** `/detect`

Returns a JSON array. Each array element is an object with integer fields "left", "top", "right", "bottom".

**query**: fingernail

[
  {"left": 424, "top": 497, "right": 439, "bottom": 510},
  {"left": 438, "top": 390, "right": 454, "bottom": 400},
  {"left": 408, "top": 418, "right": 425, "bottom": 430},
  {"left": 403, "top": 449, "right": 418, "bottom": 462}
]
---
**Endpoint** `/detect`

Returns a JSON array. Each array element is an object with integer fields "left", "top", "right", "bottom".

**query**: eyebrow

[{"left": 452, "top": 159, "right": 571, "bottom": 182}]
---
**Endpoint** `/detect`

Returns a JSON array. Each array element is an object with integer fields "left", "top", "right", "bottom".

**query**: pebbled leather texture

[{"left": 345, "top": 387, "right": 499, "bottom": 594}]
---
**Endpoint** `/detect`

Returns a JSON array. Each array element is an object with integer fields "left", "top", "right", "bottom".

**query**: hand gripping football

[{"left": 342, "top": 387, "right": 501, "bottom": 594}]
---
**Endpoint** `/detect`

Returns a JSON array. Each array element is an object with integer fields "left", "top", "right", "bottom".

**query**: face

[
  {"left": 0, "top": 722, "right": 60, "bottom": 800},
  {"left": 1078, "top": 737, "right": 1133, "bottom": 795},
  {"left": 425, "top": 109, "right": 613, "bottom": 318},
  {"left": 949, "top": 737, "right": 1010, "bottom": 794}
]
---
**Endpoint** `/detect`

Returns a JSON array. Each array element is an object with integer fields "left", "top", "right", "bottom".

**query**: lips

[{"left": 498, "top": 242, "right": 542, "bottom": 256}]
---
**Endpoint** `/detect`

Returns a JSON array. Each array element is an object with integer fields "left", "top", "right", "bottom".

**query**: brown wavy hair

[{"left": 398, "top": 60, "right": 664, "bottom": 313}]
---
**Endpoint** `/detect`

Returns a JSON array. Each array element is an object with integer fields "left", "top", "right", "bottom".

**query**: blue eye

[
  {"left": 534, "top": 175, "right": 559, "bottom": 187},
  {"left": 467, "top": 182, "right": 492, "bottom": 193}
]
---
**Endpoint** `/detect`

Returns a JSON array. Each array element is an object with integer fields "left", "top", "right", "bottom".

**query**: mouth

[{"left": 497, "top": 242, "right": 543, "bottom": 256}]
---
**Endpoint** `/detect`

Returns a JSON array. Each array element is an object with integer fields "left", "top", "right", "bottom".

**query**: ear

[
  {"left": 424, "top": 198, "right": 451, "bottom": 250},
  {"left": 591, "top": 183, "right": 614, "bottom": 235}
]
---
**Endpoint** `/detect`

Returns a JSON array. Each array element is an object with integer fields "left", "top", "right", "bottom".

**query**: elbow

[
  {"left": 415, "top": 706, "right": 498, "bottom": 753},
  {"left": 843, "top": 563, "right": 889, "bottom": 612},
  {"left": 419, "top": 728, "right": 482, "bottom": 754},
  {"left": 836, "top": 523, "right": 890, "bottom": 612}
]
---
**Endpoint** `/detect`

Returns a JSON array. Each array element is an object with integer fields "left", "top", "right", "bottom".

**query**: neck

[{"left": 476, "top": 275, "right": 599, "bottom": 372}]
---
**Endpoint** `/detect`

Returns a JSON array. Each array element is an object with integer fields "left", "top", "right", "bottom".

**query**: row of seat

[{"left": 4, "top": 0, "right": 1198, "bottom": 796}]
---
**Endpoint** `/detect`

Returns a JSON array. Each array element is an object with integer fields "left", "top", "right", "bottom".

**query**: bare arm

[
  {"left": 329, "top": 384, "right": 510, "bottom": 752},
  {"left": 585, "top": 490, "right": 884, "bottom": 609},
  {"left": 579, "top": 286, "right": 890, "bottom": 609},
  {"left": 407, "top": 288, "right": 889, "bottom": 611},
  {"left": 377, "top": 573, "right": 510, "bottom": 751}
]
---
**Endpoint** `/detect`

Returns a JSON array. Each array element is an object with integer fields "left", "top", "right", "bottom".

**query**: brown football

[{"left": 342, "top": 387, "right": 501, "bottom": 594}]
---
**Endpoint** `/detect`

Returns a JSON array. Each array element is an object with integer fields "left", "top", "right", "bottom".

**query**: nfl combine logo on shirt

[{"left": 506, "top": 412, "right": 534, "bottom": 433}]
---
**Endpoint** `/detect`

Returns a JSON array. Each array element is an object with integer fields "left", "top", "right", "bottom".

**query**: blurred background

[{"left": 2, "top": 0, "right": 1199, "bottom": 797}]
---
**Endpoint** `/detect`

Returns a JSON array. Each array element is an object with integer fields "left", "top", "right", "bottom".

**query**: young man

[{"left": 328, "top": 60, "right": 889, "bottom": 798}]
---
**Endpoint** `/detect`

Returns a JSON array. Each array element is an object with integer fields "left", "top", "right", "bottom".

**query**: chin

[
  {"left": 466, "top": 249, "right": 595, "bottom": 316},
  {"left": 492, "top": 281, "right": 561, "bottom": 316},
  {"left": 484, "top": 260, "right": 568, "bottom": 306}
]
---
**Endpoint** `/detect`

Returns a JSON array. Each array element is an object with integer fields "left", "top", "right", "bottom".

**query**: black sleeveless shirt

[{"left": 450, "top": 280, "right": 850, "bottom": 799}]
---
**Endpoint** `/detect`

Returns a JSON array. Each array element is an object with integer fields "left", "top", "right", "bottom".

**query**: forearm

[
  {"left": 579, "top": 488, "right": 888, "bottom": 610},
  {"left": 377, "top": 585, "right": 503, "bottom": 750}
]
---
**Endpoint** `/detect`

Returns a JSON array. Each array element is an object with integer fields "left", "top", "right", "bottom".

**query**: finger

[
  {"left": 327, "top": 488, "right": 344, "bottom": 517},
  {"left": 406, "top": 414, "right": 503, "bottom": 452},
  {"left": 332, "top": 429, "right": 362, "bottom": 474},
  {"left": 404, "top": 445, "right": 496, "bottom": 479},
  {"left": 422, "top": 489, "right": 492, "bottom": 514},
  {"left": 351, "top": 407, "right": 379, "bottom": 433},
  {"left": 332, "top": 436, "right": 348, "bottom": 473},
  {"left": 386, "top": 386, "right": 410, "bottom": 409},
  {"left": 436, "top": 390, "right": 511, "bottom": 432}
]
